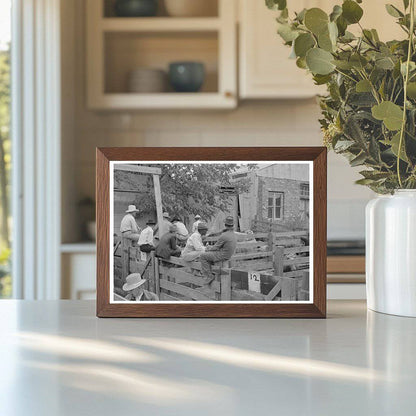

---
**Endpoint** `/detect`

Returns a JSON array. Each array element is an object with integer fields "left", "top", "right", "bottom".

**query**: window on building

[
  {"left": 267, "top": 191, "right": 283, "bottom": 220},
  {"left": 300, "top": 198, "right": 309, "bottom": 218},
  {"left": 300, "top": 183, "right": 309, "bottom": 199}
]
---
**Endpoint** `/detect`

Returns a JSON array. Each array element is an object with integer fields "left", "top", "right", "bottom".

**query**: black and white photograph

[{"left": 110, "top": 161, "right": 313, "bottom": 303}]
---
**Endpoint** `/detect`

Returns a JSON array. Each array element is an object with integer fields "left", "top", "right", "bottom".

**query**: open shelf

[
  {"left": 103, "top": 0, "right": 219, "bottom": 18},
  {"left": 86, "top": 0, "right": 236, "bottom": 109},
  {"left": 101, "top": 17, "right": 221, "bottom": 32},
  {"left": 104, "top": 31, "right": 219, "bottom": 94}
]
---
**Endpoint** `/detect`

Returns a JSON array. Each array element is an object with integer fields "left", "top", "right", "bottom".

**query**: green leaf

[
  {"left": 356, "top": 79, "right": 372, "bottom": 92},
  {"left": 350, "top": 53, "right": 368, "bottom": 69},
  {"left": 407, "top": 82, "right": 416, "bottom": 99},
  {"left": 403, "top": 0, "right": 410, "bottom": 9},
  {"left": 355, "top": 178, "right": 377, "bottom": 185},
  {"left": 340, "top": 31, "right": 356, "bottom": 42},
  {"left": 369, "top": 136, "right": 381, "bottom": 162},
  {"left": 371, "top": 29, "right": 380, "bottom": 42},
  {"left": 330, "top": 5, "right": 343, "bottom": 21},
  {"left": 295, "top": 8, "right": 307, "bottom": 22},
  {"left": 333, "top": 59, "right": 353, "bottom": 70},
  {"left": 336, "top": 15, "right": 348, "bottom": 36},
  {"left": 296, "top": 57, "right": 307, "bottom": 69},
  {"left": 266, "top": 0, "right": 287, "bottom": 11},
  {"left": 372, "top": 101, "right": 404, "bottom": 130},
  {"left": 385, "top": 4, "right": 403, "bottom": 18},
  {"left": 294, "top": 33, "right": 315, "bottom": 57},
  {"left": 375, "top": 56, "right": 395, "bottom": 70},
  {"left": 318, "top": 32, "right": 333, "bottom": 52},
  {"left": 306, "top": 48, "right": 335, "bottom": 75},
  {"left": 350, "top": 152, "right": 368, "bottom": 167},
  {"left": 382, "top": 132, "right": 409, "bottom": 162},
  {"left": 342, "top": 0, "right": 364, "bottom": 24},
  {"left": 277, "top": 23, "right": 299, "bottom": 42},
  {"left": 359, "top": 170, "right": 391, "bottom": 180},
  {"left": 313, "top": 74, "right": 332, "bottom": 85},
  {"left": 334, "top": 139, "right": 355, "bottom": 152},
  {"left": 304, "top": 8, "right": 329, "bottom": 35}
]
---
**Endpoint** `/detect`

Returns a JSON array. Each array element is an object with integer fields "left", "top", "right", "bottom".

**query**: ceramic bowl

[
  {"left": 168, "top": 62, "right": 205, "bottom": 93},
  {"left": 127, "top": 68, "right": 167, "bottom": 93},
  {"left": 114, "top": 0, "right": 158, "bottom": 17}
]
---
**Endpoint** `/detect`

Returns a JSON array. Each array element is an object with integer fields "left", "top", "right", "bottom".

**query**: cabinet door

[
  {"left": 238, "top": 0, "right": 404, "bottom": 99},
  {"left": 239, "top": 0, "right": 320, "bottom": 99}
]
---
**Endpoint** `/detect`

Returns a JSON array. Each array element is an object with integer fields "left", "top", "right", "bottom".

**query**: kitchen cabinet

[
  {"left": 239, "top": 0, "right": 322, "bottom": 99},
  {"left": 86, "top": 0, "right": 237, "bottom": 109},
  {"left": 238, "top": 0, "right": 405, "bottom": 99}
]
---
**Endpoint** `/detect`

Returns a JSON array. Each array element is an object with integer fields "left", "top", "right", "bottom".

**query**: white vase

[{"left": 366, "top": 190, "right": 416, "bottom": 317}]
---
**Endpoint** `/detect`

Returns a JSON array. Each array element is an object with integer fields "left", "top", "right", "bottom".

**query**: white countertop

[{"left": 0, "top": 300, "right": 415, "bottom": 415}]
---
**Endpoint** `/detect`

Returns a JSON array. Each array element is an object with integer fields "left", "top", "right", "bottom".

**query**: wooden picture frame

[{"left": 96, "top": 147, "right": 327, "bottom": 318}]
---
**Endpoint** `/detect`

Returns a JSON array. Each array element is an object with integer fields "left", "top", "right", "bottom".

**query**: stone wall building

[{"left": 233, "top": 163, "right": 310, "bottom": 231}]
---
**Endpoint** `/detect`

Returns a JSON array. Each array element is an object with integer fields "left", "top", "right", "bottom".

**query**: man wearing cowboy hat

[
  {"left": 138, "top": 218, "right": 156, "bottom": 253},
  {"left": 155, "top": 224, "right": 181, "bottom": 260},
  {"left": 154, "top": 211, "right": 172, "bottom": 238},
  {"left": 123, "top": 273, "right": 159, "bottom": 301},
  {"left": 192, "top": 214, "right": 202, "bottom": 233},
  {"left": 181, "top": 221, "right": 208, "bottom": 262},
  {"left": 120, "top": 205, "right": 141, "bottom": 241},
  {"left": 172, "top": 215, "right": 189, "bottom": 243},
  {"left": 199, "top": 216, "right": 237, "bottom": 286}
]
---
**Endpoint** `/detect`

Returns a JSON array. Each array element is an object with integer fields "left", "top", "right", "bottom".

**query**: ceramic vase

[{"left": 366, "top": 190, "right": 416, "bottom": 317}]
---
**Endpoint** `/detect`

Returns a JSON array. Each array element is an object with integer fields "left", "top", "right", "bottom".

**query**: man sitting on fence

[
  {"left": 123, "top": 273, "right": 159, "bottom": 301},
  {"left": 120, "top": 205, "right": 141, "bottom": 242},
  {"left": 172, "top": 216, "right": 189, "bottom": 244},
  {"left": 155, "top": 224, "right": 182, "bottom": 260},
  {"left": 138, "top": 219, "right": 156, "bottom": 253},
  {"left": 199, "top": 216, "right": 237, "bottom": 286},
  {"left": 192, "top": 214, "right": 202, "bottom": 233},
  {"left": 181, "top": 222, "right": 208, "bottom": 262}
]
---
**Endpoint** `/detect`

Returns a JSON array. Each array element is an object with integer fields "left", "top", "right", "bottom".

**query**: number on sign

[{"left": 248, "top": 271, "right": 261, "bottom": 293}]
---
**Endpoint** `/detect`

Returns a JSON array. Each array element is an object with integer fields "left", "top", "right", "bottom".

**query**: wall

[
  {"left": 257, "top": 177, "right": 307, "bottom": 229},
  {"left": 61, "top": 0, "right": 375, "bottom": 243}
]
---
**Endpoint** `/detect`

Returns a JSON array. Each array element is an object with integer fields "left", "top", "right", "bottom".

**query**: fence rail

[{"left": 116, "top": 228, "right": 310, "bottom": 301}]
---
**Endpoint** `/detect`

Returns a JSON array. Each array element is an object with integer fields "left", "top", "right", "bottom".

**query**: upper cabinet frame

[{"left": 86, "top": 0, "right": 237, "bottom": 109}]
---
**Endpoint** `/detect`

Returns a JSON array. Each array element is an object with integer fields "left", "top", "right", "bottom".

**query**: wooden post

[
  {"left": 267, "top": 232, "right": 274, "bottom": 251},
  {"left": 281, "top": 276, "right": 296, "bottom": 300},
  {"left": 274, "top": 245, "right": 284, "bottom": 276},
  {"left": 153, "top": 174, "right": 164, "bottom": 236},
  {"left": 121, "top": 237, "right": 133, "bottom": 282},
  {"left": 300, "top": 271, "right": 309, "bottom": 301},
  {"left": 154, "top": 257, "right": 160, "bottom": 296},
  {"left": 220, "top": 270, "right": 232, "bottom": 300}
]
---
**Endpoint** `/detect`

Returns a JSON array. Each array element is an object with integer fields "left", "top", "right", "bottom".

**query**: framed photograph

[{"left": 96, "top": 147, "right": 327, "bottom": 318}]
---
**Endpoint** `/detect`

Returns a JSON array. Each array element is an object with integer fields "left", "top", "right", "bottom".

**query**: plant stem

[{"left": 397, "top": 0, "right": 415, "bottom": 188}]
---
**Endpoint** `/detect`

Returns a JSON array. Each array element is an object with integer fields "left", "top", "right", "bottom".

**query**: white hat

[
  {"left": 195, "top": 214, "right": 201, "bottom": 219},
  {"left": 163, "top": 212, "right": 170, "bottom": 218},
  {"left": 126, "top": 205, "right": 139, "bottom": 213},
  {"left": 122, "top": 273, "right": 147, "bottom": 291}
]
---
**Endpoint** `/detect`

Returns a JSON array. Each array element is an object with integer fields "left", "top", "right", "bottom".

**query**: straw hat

[
  {"left": 224, "top": 216, "right": 234, "bottom": 227},
  {"left": 197, "top": 222, "right": 208, "bottom": 230},
  {"left": 163, "top": 212, "right": 170, "bottom": 219},
  {"left": 122, "top": 273, "right": 147, "bottom": 291},
  {"left": 195, "top": 214, "right": 201, "bottom": 219},
  {"left": 126, "top": 205, "right": 139, "bottom": 213}
]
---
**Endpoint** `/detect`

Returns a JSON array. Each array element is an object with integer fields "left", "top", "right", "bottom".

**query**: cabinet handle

[{"left": 225, "top": 91, "right": 234, "bottom": 98}]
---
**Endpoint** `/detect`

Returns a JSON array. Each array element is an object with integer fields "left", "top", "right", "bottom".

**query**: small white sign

[{"left": 248, "top": 271, "right": 261, "bottom": 293}]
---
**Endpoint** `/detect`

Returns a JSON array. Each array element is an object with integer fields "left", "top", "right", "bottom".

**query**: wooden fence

[{"left": 116, "top": 229, "right": 310, "bottom": 301}]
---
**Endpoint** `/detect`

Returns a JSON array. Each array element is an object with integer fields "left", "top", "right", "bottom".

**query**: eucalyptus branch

[{"left": 397, "top": 0, "right": 415, "bottom": 188}]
